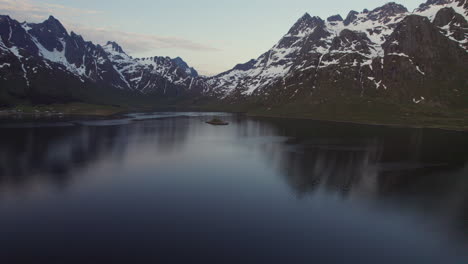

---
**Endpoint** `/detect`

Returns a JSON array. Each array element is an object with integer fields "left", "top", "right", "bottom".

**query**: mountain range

[{"left": 0, "top": 0, "right": 467, "bottom": 120}]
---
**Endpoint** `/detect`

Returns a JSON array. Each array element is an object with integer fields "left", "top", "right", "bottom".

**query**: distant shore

[
  {"left": 247, "top": 112, "right": 468, "bottom": 132},
  {"left": 1, "top": 103, "right": 467, "bottom": 132},
  {"left": 0, "top": 103, "right": 131, "bottom": 119}
]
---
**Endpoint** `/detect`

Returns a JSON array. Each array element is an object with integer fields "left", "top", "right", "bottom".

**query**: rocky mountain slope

[
  {"left": 0, "top": 15, "right": 207, "bottom": 105},
  {"left": 0, "top": 0, "right": 467, "bottom": 115},
  {"left": 207, "top": 0, "right": 467, "bottom": 112},
  {"left": 103, "top": 41, "right": 208, "bottom": 97}
]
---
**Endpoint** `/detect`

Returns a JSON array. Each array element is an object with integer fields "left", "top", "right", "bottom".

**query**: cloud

[
  {"left": 0, "top": 0, "right": 219, "bottom": 54},
  {"left": 0, "top": 0, "right": 103, "bottom": 21},
  {"left": 69, "top": 24, "right": 220, "bottom": 54},
  {"left": 0, "top": 0, "right": 222, "bottom": 74}
]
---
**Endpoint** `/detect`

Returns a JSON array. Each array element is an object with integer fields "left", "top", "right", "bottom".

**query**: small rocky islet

[{"left": 206, "top": 118, "right": 229, "bottom": 126}]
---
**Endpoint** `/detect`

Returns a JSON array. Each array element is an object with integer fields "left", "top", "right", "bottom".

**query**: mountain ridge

[
  {"left": 206, "top": 0, "right": 467, "bottom": 110},
  {"left": 0, "top": 0, "right": 467, "bottom": 120}
]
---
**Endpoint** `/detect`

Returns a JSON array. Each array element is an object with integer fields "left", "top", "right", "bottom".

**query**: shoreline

[
  {"left": 1, "top": 105, "right": 467, "bottom": 132},
  {"left": 247, "top": 113, "right": 468, "bottom": 132},
  {"left": 0, "top": 103, "right": 131, "bottom": 119}
]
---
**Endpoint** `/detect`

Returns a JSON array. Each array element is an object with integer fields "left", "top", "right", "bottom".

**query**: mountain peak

[
  {"left": 344, "top": 10, "right": 359, "bottom": 25},
  {"left": 233, "top": 59, "right": 256, "bottom": 71},
  {"left": 374, "top": 2, "right": 408, "bottom": 12},
  {"left": 105, "top": 41, "right": 126, "bottom": 54},
  {"left": 288, "top": 13, "right": 324, "bottom": 36},
  {"left": 301, "top": 12, "right": 312, "bottom": 19},
  {"left": 172, "top": 57, "right": 198, "bottom": 77},
  {"left": 368, "top": 2, "right": 408, "bottom": 21},
  {"left": 172, "top": 56, "right": 187, "bottom": 67},
  {"left": 416, "top": 0, "right": 452, "bottom": 12},
  {"left": 44, "top": 15, "right": 63, "bottom": 27},
  {"left": 40, "top": 15, "right": 68, "bottom": 37},
  {"left": 0, "top": 15, "right": 12, "bottom": 21},
  {"left": 327, "top": 14, "right": 344, "bottom": 22},
  {"left": 296, "top": 13, "right": 322, "bottom": 23}
]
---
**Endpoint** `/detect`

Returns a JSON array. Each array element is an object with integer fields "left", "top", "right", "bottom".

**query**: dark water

[{"left": 0, "top": 112, "right": 467, "bottom": 263}]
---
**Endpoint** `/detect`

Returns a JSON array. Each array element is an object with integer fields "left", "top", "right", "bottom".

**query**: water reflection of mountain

[
  {"left": 0, "top": 118, "right": 190, "bottom": 193},
  {"left": 251, "top": 117, "right": 468, "bottom": 238},
  {"left": 246, "top": 118, "right": 468, "bottom": 195}
]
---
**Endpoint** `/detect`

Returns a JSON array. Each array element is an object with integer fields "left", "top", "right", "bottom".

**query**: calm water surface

[{"left": 0, "top": 112, "right": 467, "bottom": 263}]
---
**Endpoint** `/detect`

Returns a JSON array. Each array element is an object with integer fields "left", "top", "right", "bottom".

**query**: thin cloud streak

[
  {"left": 0, "top": 0, "right": 103, "bottom": 19},
  {"left": 71, "top": 24, "right": 221, "bottom": 53},
  {"left": 0, "top": 0, "right": 220, "bottom": 54}
]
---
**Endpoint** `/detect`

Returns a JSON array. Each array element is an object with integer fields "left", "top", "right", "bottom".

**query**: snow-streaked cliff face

[
  {"left": 0, "top": 0, "right": 467, "bottom": 105},
  {"left": 0, "top": 15, "right": 204, "bottom": 95},
  {"left": 207, "top": 0, "right": 467, "bottom": 99},
  {"left": 102, "top": 41, "right": 206, "bottom": 94}
]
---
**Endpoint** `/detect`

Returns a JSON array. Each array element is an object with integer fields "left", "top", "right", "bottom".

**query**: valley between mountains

[{"left": 0, "top": 0, "right": 467, "bottom": 129}]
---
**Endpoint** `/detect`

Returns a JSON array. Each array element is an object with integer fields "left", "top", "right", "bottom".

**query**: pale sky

[{"left": 0, "top": 0, "right": 424, "bottom": 75}]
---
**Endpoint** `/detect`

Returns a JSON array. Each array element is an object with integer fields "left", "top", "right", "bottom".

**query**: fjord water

[{"left": 0, "top": 113, "right": 467, "bottom": 263}]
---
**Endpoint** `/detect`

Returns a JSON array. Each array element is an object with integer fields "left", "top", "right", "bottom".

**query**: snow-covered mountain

[
  {"left": 207, "top": 0, "right": 467, "bottom": 109},
  {"left": 103, "top": 41, "right": 207, "bottom": 96},
  {"left": 0, "top": 0, "right": 467, "bottom": 109},
  {"left": 0, "top": 15, "right": 206, "bottom": 104},
  {"left": 1, "top": 15, "right": 130, "bottom": 91}
]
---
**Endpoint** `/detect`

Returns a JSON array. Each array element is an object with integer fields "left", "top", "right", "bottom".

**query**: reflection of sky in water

[
  {"left": 126, "top": 111, "right": 231, "bottom": 119},
  {"left": 0, "top": 115, "right": 467, "bottom": 263},
  {"left": 0, "top": 122, "right": 74, "bottom": 128},
  {"left": 0, "top": 112, "right": 232, "bottom": 127}
]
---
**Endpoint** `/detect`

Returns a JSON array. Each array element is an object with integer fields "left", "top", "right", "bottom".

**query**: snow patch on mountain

[
  {"left": 102, "top": 42, "right": 203, "bottom": 93},
  {"left": 208, "top": 0, "right": 467, "bottom": 97}
]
